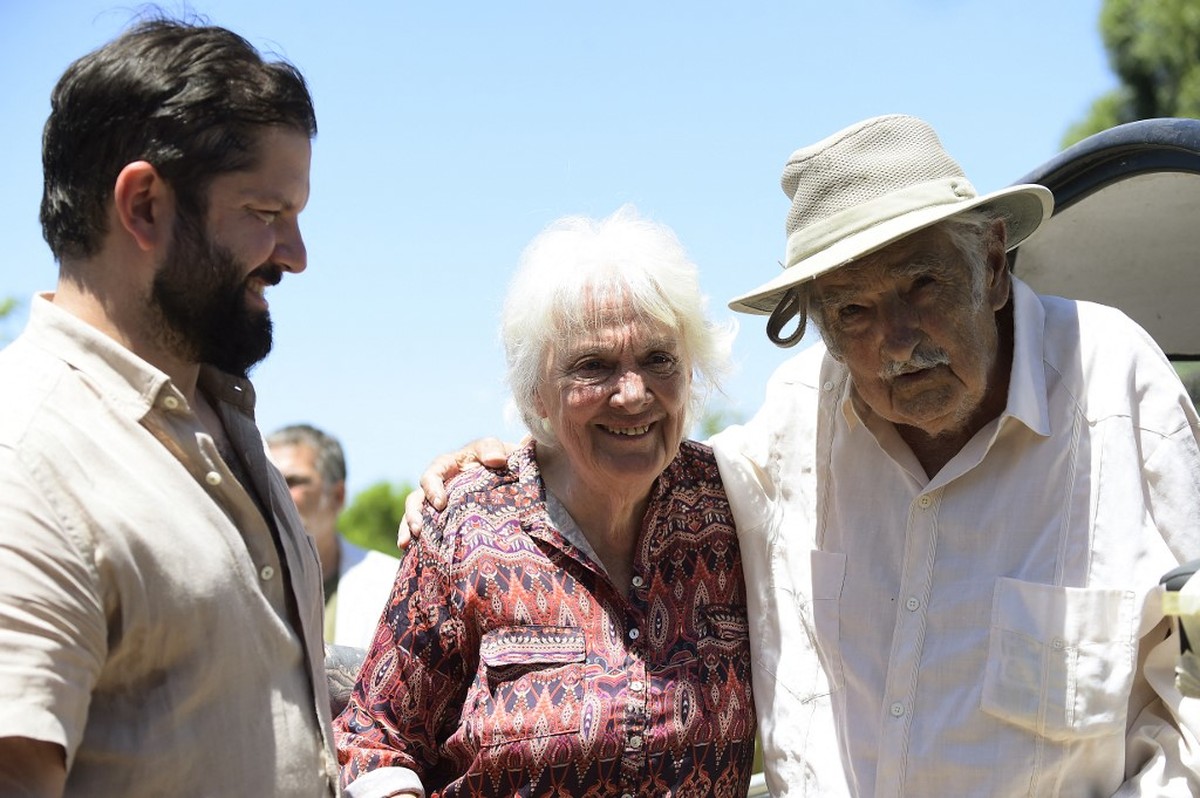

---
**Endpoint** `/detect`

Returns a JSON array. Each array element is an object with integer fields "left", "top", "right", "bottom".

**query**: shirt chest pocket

[
  {"left": 981, "top": 578, "right": 1137, "bottom": 740},
  {"left": 474, "top": 625, "right": 586, "bottom": 747}
]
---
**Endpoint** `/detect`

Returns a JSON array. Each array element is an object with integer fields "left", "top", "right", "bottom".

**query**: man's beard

[{"left": 148, "top": 213, "right": 281, "bottom": 377}]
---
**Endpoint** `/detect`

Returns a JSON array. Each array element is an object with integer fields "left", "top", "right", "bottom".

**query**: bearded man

[{"left": 0, "top": 17, "right": 336, "bottom": 797}]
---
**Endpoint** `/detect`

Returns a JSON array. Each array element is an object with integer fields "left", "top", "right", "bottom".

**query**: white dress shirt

[
  {"left": 713, "top": 277, "right": 1200, "bottom": 797},
  {"left": 332, "top": 536, "right": 400, "bottom": 649}
]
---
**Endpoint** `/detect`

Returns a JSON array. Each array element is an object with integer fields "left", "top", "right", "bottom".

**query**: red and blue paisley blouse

[{"left": 334, "top": 440, "right": 755, "bottom": 797}]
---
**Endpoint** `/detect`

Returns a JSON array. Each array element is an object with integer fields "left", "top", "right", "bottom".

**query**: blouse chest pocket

[
  {"left": 474, "top": 625, "right": 586, "bottom": 747},
  {"left": 981, "top": 578, "right": 1137, "bottom": 740}
]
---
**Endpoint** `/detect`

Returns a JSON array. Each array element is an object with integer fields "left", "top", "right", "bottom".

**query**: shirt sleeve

[
  {"left": 1119, "top": 417, "right": 1200, "bottom": 795},
  {"left": 710, "top": 343, "right": 851, "bottom": 798},
  {"left": 0, "top": 448, "right": 107, "bottom": 766},
  {"left": 333, "top": 500, "right": 470, "bottom": 795}
]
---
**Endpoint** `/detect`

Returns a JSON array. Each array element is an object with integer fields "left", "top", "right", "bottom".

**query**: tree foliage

[
  {"left": 339, "top": 480, "right": 412, "bottom": 558},
  {"left": 0, "top": 297, "right": 19, "bottom": 345},
  {"left": 1065, "top": 0, "right": 1200, "bottom": 146}
]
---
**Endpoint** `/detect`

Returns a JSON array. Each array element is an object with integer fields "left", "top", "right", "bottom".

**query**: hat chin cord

[{"left": 766, "top": 286, "right": 807, "bottom": 348}]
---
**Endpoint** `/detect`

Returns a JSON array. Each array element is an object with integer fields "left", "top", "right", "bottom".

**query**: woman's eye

[{"left": 646, "top": 353, "right": 677, "bottom": 371}]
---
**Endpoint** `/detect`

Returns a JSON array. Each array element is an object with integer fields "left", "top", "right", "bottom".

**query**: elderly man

[
  {"left": 268, "top": 424, "right": 399, "bottom": 649},
  {"left": 407, "top": 115, "right": 1200, "bottom": 795},
  {"left": 714, "top": 114, "right": 1200, "bottom": 795},
  {"left": 0, "top": 18, "right": 335, "bottom": 796}
]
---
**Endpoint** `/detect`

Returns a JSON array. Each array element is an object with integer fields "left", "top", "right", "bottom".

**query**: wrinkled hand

[{"left": 397, "top": 438, "right": 515, "bottom": 549}]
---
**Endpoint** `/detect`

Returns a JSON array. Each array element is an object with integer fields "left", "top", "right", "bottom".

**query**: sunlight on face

[{"left": 535, "top": 308, "right": 691, "bottom": 499}]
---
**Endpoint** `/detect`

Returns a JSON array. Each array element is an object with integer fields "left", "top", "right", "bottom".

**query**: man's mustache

[{"left": 880, "top": 347, "right": 951, "bottom": 379}]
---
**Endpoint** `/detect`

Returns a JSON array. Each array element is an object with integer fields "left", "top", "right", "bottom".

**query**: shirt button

[
  {"left": 162, "top": 395, "right": 180, "bottom": 411},
  {"left": 1052, "top": 638, "right": 1065, "bottom": 650},
  {"left": 823, "top": 381, "right": 834, "bottom": 392},
  {"left": 890, "top": 702, "right": 906, "bottom": 717},
  {"left": 628, "top": 628, "right": 640, "bottom": 640},
  {"left": 630, "top": 735, "right": 643, "bottom": 749},
  {"left": 917, "top": 495, "right": 932, "bottom": 509},
  {"left": 631, "top": 575, "right": 644, "bottom": 588},
  {"left": 205, "top": 471, "right": 222, "bottom": 486},
  {"left": 630, "top": 680, "right": 645, "bottom": 692},
  {"left": 905, "top": 597, "right": 921, "bottom": 612},
  {"left": 259, "top": 565, "right": 275, "bottom": 581}
]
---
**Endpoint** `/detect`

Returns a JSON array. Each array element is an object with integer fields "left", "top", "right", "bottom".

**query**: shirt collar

[
  {"left": 837, "top": 275, "right": 1051, "bottom": 437},
  {"left": 23, "top": 293, "right": 172, "bottom": 419},
  {"left": 22, "top": 292, "right": 257, "bottom": 419}
]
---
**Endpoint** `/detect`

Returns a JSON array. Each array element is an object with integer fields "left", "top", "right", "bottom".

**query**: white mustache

[{"left": 881, "top": 348, "right": 951, "bottom": 379}]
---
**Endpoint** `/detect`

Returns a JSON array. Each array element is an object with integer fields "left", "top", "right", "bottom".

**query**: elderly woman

[{"left": 334, "top": 206, "right": 754, "bottom": 797}]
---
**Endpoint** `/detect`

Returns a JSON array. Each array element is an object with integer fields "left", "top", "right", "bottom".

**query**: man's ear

[
  {"left": 331, "top": 480, "right": 347, "bottom": 512},
  {"left": 985, "top": 218, "right": 1012, "bottom": 311},
  {"left": 112, "top": 161, "right": 173, "bottom": 252}
]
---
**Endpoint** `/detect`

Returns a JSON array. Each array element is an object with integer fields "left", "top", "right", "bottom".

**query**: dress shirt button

[
  {"left": 890, "top": 702, "right": 906, "bottom": 718},
  {"left": 630, "top": 680, "right": 645, "bottom": 692},
  {"left": 823, "top": 381, "right": 834, "bottom": 392},
  {"left": 161, "top": 395, "right": 180, "bottom": 411},
  {"left": 205, "top": 471, "right": 222, "bottom": 486},
  {"left": 630, "top": 735, "right": 643, "bottom": 749},
  {"left": 917, "top": 495, "right": 932, "bottom": 509},
  {"left": 631, "top": 575, "right": 644, "bottom": 588},
  {"left": 905, "top": 597, "right": 921, "bottom": 612},
  {"left": 1052, "top": 638, "right": 1065, "bottom": 650},
  {"left": 259, "top": 565, "right": 275, "bottom": 581},
  {"left": 628, "top": 627, "right": 640, "bottom": 640}
]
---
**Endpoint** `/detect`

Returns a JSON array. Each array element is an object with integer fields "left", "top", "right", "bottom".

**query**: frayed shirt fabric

[
  {"left": 335, "top": 440, "right": 756, "bottom": 798},
  {"left": 712, "top": 276, "right": 1200, "bottom": 797},
  {"left": 0, "top": 295, "right": 337, "bottom": 796}
]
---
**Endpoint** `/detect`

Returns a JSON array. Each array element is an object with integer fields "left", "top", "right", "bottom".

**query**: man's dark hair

[{"left": 40, "top": 16, "right": 317, "bottom": 261}]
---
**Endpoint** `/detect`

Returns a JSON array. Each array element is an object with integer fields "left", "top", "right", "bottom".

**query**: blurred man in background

[{"left": 269, "top": 424, "right": 399, "bottom": 649}]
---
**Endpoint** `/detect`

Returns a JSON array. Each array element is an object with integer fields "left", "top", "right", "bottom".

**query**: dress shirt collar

[{"left": 24, "top": 292, "right": 258, "bottom": 420}]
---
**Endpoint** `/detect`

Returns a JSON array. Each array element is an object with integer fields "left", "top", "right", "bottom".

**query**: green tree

[
  {"left": 1064, "top": 0, "right": 1200, "bottom": 146},
  {"left": 339, "top": 480, "right": 412, "bottom": 558},
  {"left": 0, "top": 297, "right": 19, "bottom": 345}
]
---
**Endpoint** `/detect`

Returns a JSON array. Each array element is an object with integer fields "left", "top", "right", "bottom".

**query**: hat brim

[{"left": 728, "top": 184, "right": 1054, "bottom": 315}]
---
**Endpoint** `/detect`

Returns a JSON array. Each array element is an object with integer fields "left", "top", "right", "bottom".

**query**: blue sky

[{"left": 1, "top": 0, "right": 1111, "bottom": 496}]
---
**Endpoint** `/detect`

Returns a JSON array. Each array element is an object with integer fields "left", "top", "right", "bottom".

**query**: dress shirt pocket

[
  {"left": 981, "top": 578, "right": 1136, "bottom": 740},
  {"left": 809, "top": 550, "right": 848, "bottom": 691},
  {"left": 476, "top": 625, "right": 586, "bottom": 746}
]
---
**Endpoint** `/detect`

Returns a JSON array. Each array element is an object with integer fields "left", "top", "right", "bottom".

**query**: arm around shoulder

[{"left": 0, "top": 736, "right": 68, "bottom": 798}]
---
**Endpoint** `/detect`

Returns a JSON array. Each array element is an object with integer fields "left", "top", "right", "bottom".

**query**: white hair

[{"left": 502, "top": 204, "right": 735, "bottom": 446}]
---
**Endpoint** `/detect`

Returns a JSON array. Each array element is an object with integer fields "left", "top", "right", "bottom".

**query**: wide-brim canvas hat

[{"left": 729, "top": 114, "right": 1054, "bottom": 319}]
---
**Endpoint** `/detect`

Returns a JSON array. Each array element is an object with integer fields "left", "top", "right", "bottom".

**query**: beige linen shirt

[
  {"left": 0, "top": 295, "right": 337, "bottom": 796},
  {"left": 713, "top": 277, "right": 1200, "bottom": 797}
]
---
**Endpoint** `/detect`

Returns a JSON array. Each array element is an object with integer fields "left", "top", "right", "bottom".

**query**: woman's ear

[{"left": 112, "top": 161, "right": 173, "bottom": 252}]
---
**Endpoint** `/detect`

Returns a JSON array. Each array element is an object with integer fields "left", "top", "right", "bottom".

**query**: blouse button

[
  {"left": 259, "top": 565, "right": 275, "bottom": 581},
  {"left": 631, "top": 575, "right": 645, "bottom": 588},
  {"left": 630, "top": 680, "right": 645, "bottom": 692},
  {"left": 162, "top": 395, "right": 180, "bottom": 411},
  {"left": 628, "top": 628, "right": 640, "bottom": 640},
  {"left": 629, "top": 735, "right": 643, "bottom": 749},
  {"left": 205, "top": 471, "right": 222, "bottom": 486}
]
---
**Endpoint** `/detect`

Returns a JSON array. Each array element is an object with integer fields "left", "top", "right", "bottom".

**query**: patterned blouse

[{"left": 335, "top": 440, "right": 755, "bottom": 797}]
